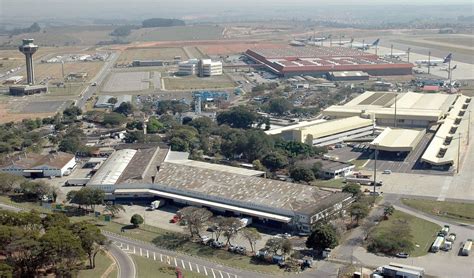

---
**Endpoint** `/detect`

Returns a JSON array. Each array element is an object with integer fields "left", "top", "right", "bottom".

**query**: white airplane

[
  {"left": 289, "top": 40, "right": 306, "bottom": 47},
  {"left": 352, "top": 39, "right": 380, "bottom": 50},
  {"left": 415, "top": 53, "right": 452, "bottom": 67}
]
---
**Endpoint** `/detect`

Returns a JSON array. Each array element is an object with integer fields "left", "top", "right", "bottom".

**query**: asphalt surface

[
  {"left": 75, "top": 52, "right": 120, "bottom": 109},
  {"left": 108, "top": 243, "right": 136, "bottom": 278},
  {"left": 105, "top": 231, "right": 341, "bottom": 278}
]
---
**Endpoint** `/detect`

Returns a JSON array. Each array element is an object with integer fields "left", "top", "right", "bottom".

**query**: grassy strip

[
  {"left": 312, "top": 178, "right": 345, "bottom": 189},
  {"left": 78, "top": 251, "right": 114, "bottom": 278},
  {"left": 370, "top": 210, "right": 440, "bottom": 257},
  {"left": 101, "top": 222, "right": 280, "bottom": 273},
  {"left": 401, "top": 198, "right": 474, "bottom": 224},
  {"left": 131, "top": 254, "right": 207, "bottom": 278}
]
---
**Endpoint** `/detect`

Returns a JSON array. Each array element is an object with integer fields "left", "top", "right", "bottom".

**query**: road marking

[
  {"left": 153, "top": 252, "right": 156, "bottom": 260},
  {"left": 211, "top": 268, "right": 216, "bottom": 278},
  {"left": 167, "top": 256, "right": 171, "bottom": 265},
  {"left": 204, "top": 266, "right": 208, "bottom": 276},
  {"left": 174, "top": 257, "right": 177, "bottom": 267},
  {"left": 133, "top": 246, "right": 136, "bottom": 254},
  {"left": 139, "top": 248, "right": 142, "bottom": 256},
  {"left": 188, "top": 262, "right": 193, "bottom": 271},
  {"left": 146, "top": 250, "right": 149, "bottom": 258},
  {"left": 181, "top": 259, "right": 186, "bottom": 269},
  {"left": 227, "top": 273, "right": 231, "bottom": 278},
  {"left": 219, "top": 270, "right": 224, "bottom": 278},
  {"left": 160, "top": 254, "right": 163, "bottom": 262},
  {"left": 196, "top": 264, "right": 200, "bottom": 273}
]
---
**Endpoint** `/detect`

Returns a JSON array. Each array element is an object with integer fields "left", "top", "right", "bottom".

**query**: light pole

[
  {"left": 373, "top": 144, "right": 378, "bottom": 194},
  {"left": 427, "top": 51, "right": 431, "bottom": 74},
  {"left": 457, "top": 132, "right": 461, "bottom": 174},
  {"left": 394, "top": 92, "right": 398, "bottom": 127}
]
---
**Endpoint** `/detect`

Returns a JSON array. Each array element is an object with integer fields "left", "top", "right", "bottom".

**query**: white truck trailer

[
  {"left": 431, "top": 236, "right": 445, "bottom": 253},
  {"left": 461, "top": 239, "right": 472, "bottom": 256}
]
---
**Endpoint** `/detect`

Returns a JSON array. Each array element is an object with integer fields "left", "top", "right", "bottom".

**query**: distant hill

[{"left": 142, "top": 18, "right": 185, "bottom": 28}]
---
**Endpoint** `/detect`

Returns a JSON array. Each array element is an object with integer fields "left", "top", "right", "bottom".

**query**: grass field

[
  {"left": 312, "top": 179, "right": 345, "bottom": 189},
  {"left": 401, "top": 198, "right": 474, "bottom": 224},
  {"left": 128, "top": 25, "right": 224, "bottom": 42},
  {"left": 163, "top": 75, "right": 235, "bottom": 90},
  {"left": 184, "top": 46, "right": 207, "bottom": 59},
  {"left": 370, "top": 210, "right": 440, "bottom": 257},
  {"left": 32, "top": 62, "right": 104, "bottom": 83},
  {"left": 101, "top": 222, "right": 280, "bottom": 273},
  {"left": 393, "top": 39, "right": 473, "bottom": 57},
  {"left": 47, "top": 83, "right": 86, "bottom": 97},
  {"left": 78, "top": 251, "right": 114, "bottom": 278},
  {"left": 351, "top": 159, "right": 369, "bottom": 169},
  {"left": 132, "top": 255, "right": 206, "bottom": 278},
  {"left": 117, "top": 47, "right": 188, "bottom": 65}
]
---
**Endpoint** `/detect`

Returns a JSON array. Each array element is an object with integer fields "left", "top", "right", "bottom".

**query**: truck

[
  {"left": 461, "top": 239, "right": 472, "bottom": 256},
  {"left": 150, "top": 199, "right": 166, "bottom": 210},
  {"left": 431, "top": 236, "right": 445, "bottom": 252},
  {"left": 440, "top": 225, "right": 450, "bottom": 236},
  {"left": 64, "top": 178, "right": 90, "bottom": 186},
  {"left": 376, "top": 265, "right": 423, "bottom": 278},
  {"left": 238, "top": 218, "right": 252, "bottom": 229}
]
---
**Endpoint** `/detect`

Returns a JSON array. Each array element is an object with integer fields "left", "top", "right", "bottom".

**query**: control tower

[{"left": 19, "top": 39, "right": 38, "bottom": 85}]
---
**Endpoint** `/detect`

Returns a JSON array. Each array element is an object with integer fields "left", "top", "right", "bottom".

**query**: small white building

[
  {"left": 199, "top": 59, "right": 223, "bottom": 77},
  {"left": 0, "top": 152, "right": 76, "bottom": 178},
  {"left": 178, "top": 59, "right": 199, "bottom": 76}
]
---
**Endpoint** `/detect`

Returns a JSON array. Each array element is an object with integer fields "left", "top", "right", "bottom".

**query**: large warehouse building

[
  {"left": 323, "top": 91, "right": 459, "bottom": 128},
  {"left": 87, "top": 146, "right": 352, "bottom": 233},
  {"left": 245, "top": 46, "right": 413, "bottom": 77}
]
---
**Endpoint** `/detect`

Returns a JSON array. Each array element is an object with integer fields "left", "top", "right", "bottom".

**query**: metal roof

[
  {"left": 370, "top": 127, "right": 426, "bottom": 152},
  {"left": 88, "top": 149, "right": 137, "bottom": 185},
  {"left": 421, "top": 95, "right": 471, "bottom": 165}
]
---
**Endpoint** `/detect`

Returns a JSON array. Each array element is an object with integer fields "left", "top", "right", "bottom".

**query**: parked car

[
  {"left": 383, "top": 170, "right": 392, "bottom": 174},
  {"left": 200, "top": 235, "right": 212, "bottom": 244},
  {"left": 396, "top": 252, "right": 409, "bottom": 258},
  {"left": 446, "top": 233, "right": 457, "bottom": 242},
  {"left": 211, "top": 241, "right": 224, "bottom": 249}
]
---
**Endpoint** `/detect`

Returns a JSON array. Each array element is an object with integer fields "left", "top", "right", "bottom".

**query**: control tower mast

[{"left": 18, "top": 39, "right": 39, "bottom": 85}]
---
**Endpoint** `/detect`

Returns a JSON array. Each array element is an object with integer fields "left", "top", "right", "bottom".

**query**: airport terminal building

[
  {"left": 87, "top": 146, "right": 353, "bottom": 233},
  {"left": 245, "top": 46, "right": 413, "bottom": 77}
]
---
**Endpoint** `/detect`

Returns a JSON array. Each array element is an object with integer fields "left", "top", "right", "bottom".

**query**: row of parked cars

[
  {"left": 200, "top": 235, "right": 248, "bottom": 254},
  {"left": 431, "top": 225, "right": 458, "bottom": 252}
]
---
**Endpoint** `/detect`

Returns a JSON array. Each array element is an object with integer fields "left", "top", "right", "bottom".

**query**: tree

[
  {"left": 342, "top": 183, "right": 362, "bottom": 197},
  {"left": 71, "top": 222, "right": 108, "bottom": 269},
  {"left": 265, "top": 237, "right": 284, "bottom": 254},
  {"left": 59, "top": 136, "right": 82, "bottom": 153},
  {"left": 216, "top": 106, "right": 260, "bottom": 129},
  {"left": 178, "top": 206, "right": 212, "bottom": 239},
  {"left": 306, "top": 224, "right": 339, "bottom": 250},
  {"left": 110, "top": 25, "right": 134, "bottom": 37},
  {"left": 114, "top": 102, "right": 134, "bottom": 116},
  {"left": 130, "top": 214, "right": 144, "bottom": 228},
  {"left": 242, "top": 130, "right": 273, "bottom": 161},
  {"left": 221, "top": 217, "right": 242, "bottom": 246},
  {"left": 268, "top": 98, "right": 293, "bottom": 115},
  {"left": 0, "top": 173, "right": 24, "bottom": 194},
  {"left": 104, "top": 204, "right": 125, "bottom": 218},
  {"left": 157, "top": 100, "right": 189, "bottom": 115},
  {"left": 240, "top": 227, "right": 261, "bottom": 253},
  {"left": 124, "top": 131, "right": 145, "bottom": 143},
  {"left": 383, "top": 204, "right": 395, "bottom": 219},
  {"left": 281, "top": 239, "right": 293, "bottom": 255},
  {"left": 5, "top": 234, "right": 43, "bottom": 277},
  {"left": 169, "top": 137, "right": 189, "bottom": 151},
  {"left": 142, "top": 18, "right": 185, "bottom": 28},
  {"left": 262, "top": 152, "right": 289, "bottom": 170},
  {"left": 0, "top": 262, "right": 13, "bottom": 278},
  {"left": 63, "top": 106, "right": 82, "bottom": 118},
  {"left": 40, "top": 227, "right": 85, "bottom": 276},
  {"left": 146, "top": 117, "right": 164, "bottom": 134},
  {"left": 102, "top": 112, "right": 126, "bottom": 127},
  {"left": 42, "top": 213, "right": 70, "bottom": 231},
  {"left": 67, "top": 188, "right": 104, "bottom": 212},
  {"left": 188, "top": 117, "right": 215, "bottom": 134},
  {"left": 368, "top": 220, "right": 414, "bottom": 255},
  {"left": 290, "top": 166, "right": 315, "bottom": 183},
  {"left": 107, "top": 97, "right": 118, "bottom": 104},
  {"left": 19, "top": 181, "right": 51, "bottom": 200},
  {"left": 349, "top": 202, "right": 370, "bottom": 225}
]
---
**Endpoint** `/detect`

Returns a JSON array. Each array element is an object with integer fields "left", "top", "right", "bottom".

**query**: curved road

[{"left": 108, "top": 243, "right": 136, "bottom": 278}]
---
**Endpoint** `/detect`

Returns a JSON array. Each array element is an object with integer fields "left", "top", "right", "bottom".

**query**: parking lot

[
  {"left": 113, "top": 203, "right": 301, "bottom": 252},
  {"left": 102, "top": 71, "right": 150, "bottom": 92},
  {"left": 365, "top": 132, "right": 454, "bottom": 176}
]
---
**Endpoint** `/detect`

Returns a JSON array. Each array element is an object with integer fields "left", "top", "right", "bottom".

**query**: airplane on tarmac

[
  {"left": 352, "top": 39, "right": 380, "bottom": 50},
  {"left": 384, "top": 52, "right": 407, "bottom": 59},
  {"left": 415, "top": 53, "right": 452, "bottom": 67}
]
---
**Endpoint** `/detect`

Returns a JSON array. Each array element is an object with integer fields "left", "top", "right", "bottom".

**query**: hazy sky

[{"left": 1, "top": 0, "right": 472, "bottom": 25}]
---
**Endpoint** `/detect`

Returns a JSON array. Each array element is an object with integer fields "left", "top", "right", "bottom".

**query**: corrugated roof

[
  {"left": 0, "top": 152, "right": 75, "bottom": 170},
  {"left": 88, "top": 149, "right": 137, "bottom": 185},
  {"left": 370, "top": 127, "right": 426, "bottom": 152}
]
